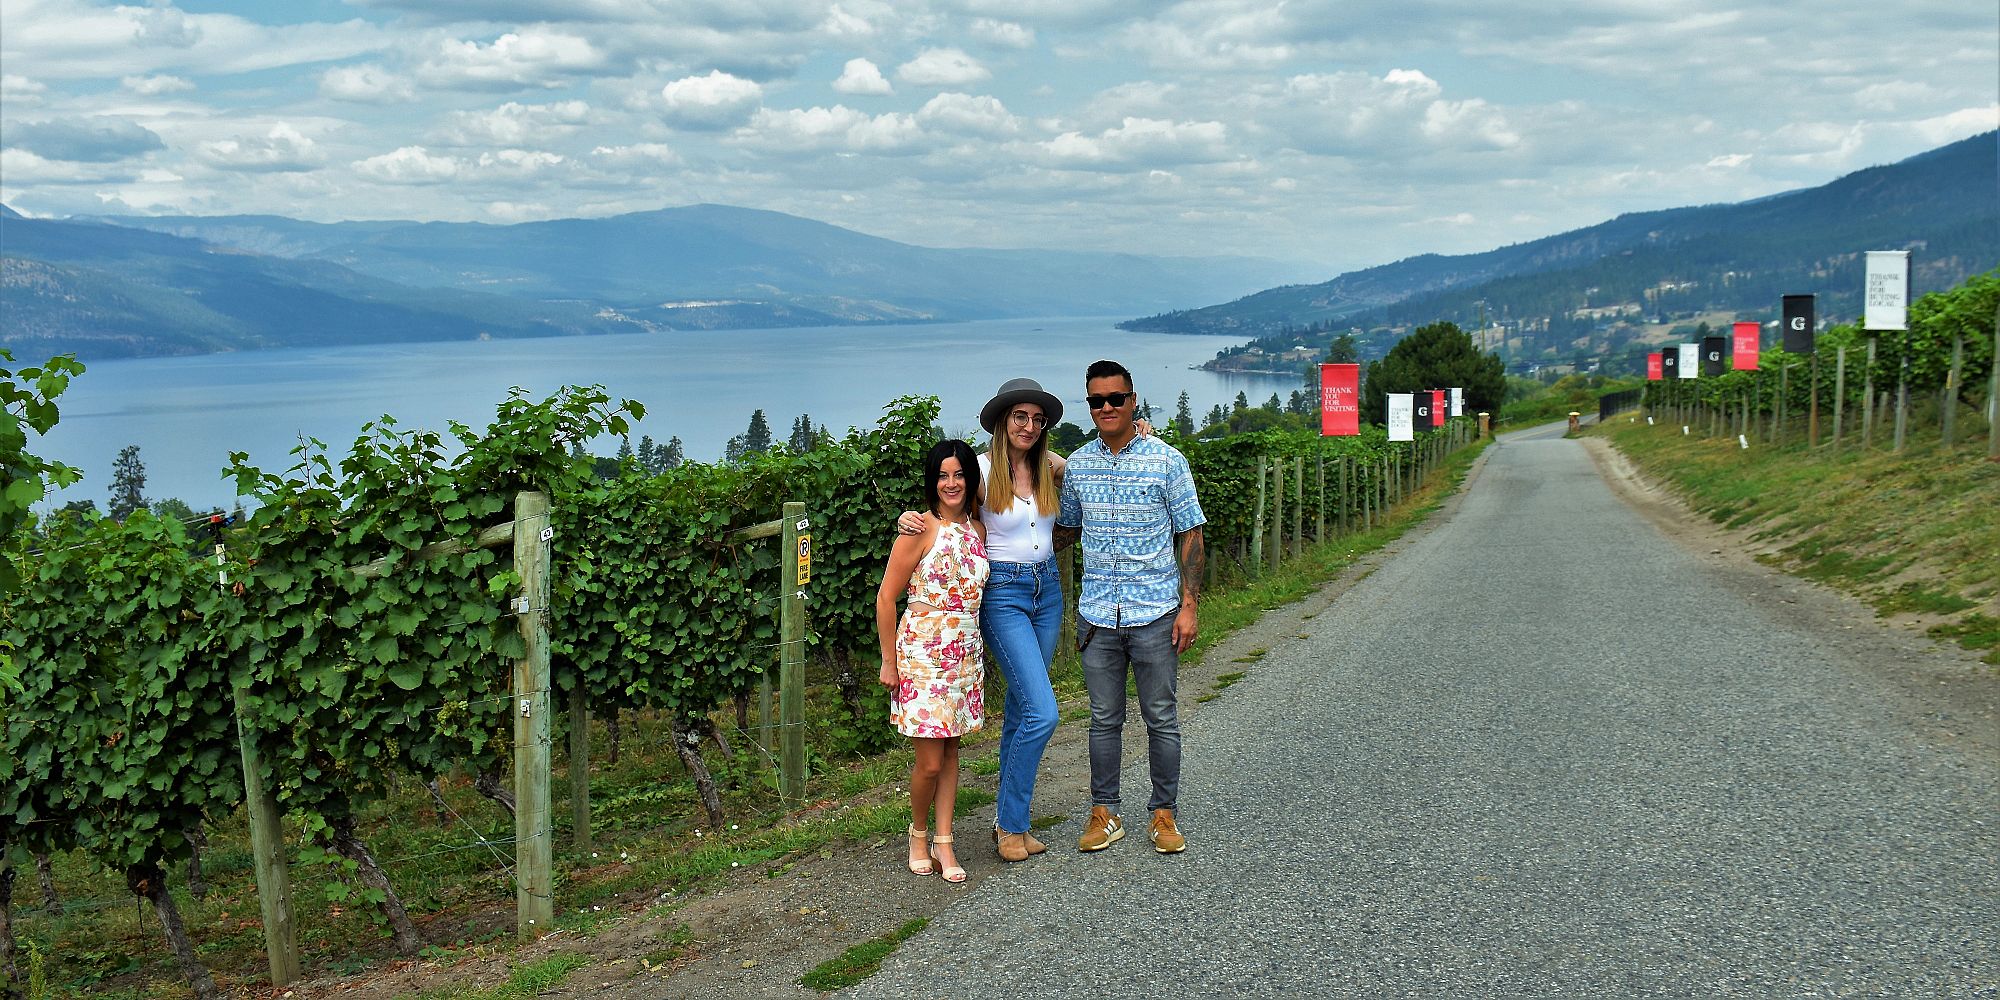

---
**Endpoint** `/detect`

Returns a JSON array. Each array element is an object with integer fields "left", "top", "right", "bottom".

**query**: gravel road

[{"left": 846, "top": 423, "right": 1999, "bottom": 998}]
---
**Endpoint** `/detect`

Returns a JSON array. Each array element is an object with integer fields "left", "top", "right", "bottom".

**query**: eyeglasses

[
  {"left": 1008, "top": 410, "right": 1047, "bottom": 429},
  {"left": 1085, "top": 392, "right": 1133, "bottom": 410}
]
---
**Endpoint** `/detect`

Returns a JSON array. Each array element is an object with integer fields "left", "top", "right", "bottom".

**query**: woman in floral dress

[{"left": 876, "top": 439, "right": 990, "bottom": 883}]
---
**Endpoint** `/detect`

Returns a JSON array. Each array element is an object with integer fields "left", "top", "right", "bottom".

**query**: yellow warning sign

[{"left": 797, "top": 533, "right": 811, "bottom": 587}]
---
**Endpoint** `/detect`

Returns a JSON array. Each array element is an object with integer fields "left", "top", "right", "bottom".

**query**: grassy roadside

[
  {"left": 1596, "top": 415, "right": 2000, "bottom": 663},
  {"left": 13, "top": 434, "right": 1492, "bottom": 1000}
]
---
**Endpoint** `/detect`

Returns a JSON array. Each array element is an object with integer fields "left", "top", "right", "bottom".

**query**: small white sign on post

[
  {"left": 1864, "top": 250, "right": 1910, "bottom": 331},
  {"left": 1448, "top": 387, "right": 1464, "bottom": 417},
  {"left": 1387, "top": 393, "right": 1414, "bottom": 442},
  {"left": 1677, "top": 343, "right": 1698, "bottom": 379}
]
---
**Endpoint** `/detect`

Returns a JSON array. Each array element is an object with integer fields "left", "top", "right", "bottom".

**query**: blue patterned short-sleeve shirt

[{"left": 1058, "top": 434, "right": 1206, "bottom": 629}]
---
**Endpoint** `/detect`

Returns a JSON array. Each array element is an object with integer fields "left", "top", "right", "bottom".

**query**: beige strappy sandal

[
  {"left": 930, "top": 833, "right": 966, "bottom": 884},
  {"left": 906, "top": 824, "right": 934, "bottom": 877}
]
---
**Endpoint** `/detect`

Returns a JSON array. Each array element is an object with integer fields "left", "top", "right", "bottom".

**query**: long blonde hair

[{"left": 986, "top": 423, "right": 1059, "bottom": 516}]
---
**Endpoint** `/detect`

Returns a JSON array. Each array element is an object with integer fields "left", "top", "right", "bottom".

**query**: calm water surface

[{"left": 40, "top": 318, "right": 1299, "bottom": 510}]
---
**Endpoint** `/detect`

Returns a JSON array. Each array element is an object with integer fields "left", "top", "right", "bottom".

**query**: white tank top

[{"left": 977, "top": 453, "right": 1055, "bottom": 563}]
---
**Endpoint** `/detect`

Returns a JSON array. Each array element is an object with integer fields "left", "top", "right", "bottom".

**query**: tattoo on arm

[{"left": 1179, "top": 528, "right": 1204, "bottom": 603}]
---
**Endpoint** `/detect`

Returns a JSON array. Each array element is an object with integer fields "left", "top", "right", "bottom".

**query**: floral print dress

[{"left": 891, "top": 519, "right": 990, "bottom": 738}]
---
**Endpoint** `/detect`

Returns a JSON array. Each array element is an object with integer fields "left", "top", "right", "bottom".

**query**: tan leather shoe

[
  {"left": 1023, "top": 831, "right": 1047, "bottom": 855},
  {"left": 996, "top": 831, "right": 1031, "bottom": 862},
  {"left": 1148, "top": 808, "right": 1185, "bottom": 853},
  {"left": 1077, "top": 806, "right": 1124, "bottom": 852}
]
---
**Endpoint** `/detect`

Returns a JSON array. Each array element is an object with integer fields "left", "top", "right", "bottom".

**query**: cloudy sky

[{"left": 2, "top": 0, "right": 1994, "bottom": 273}]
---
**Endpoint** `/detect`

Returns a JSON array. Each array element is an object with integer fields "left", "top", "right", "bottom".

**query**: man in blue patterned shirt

[{"left": 1056, "top": 359, "right": 1206, "bottom": 855}]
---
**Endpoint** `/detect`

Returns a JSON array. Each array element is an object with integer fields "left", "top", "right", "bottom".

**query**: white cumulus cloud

[
  {"left": 320, "top": 64, "right": 415, "bottom": 104},
  {"left": 437, "top": 101, "right": 592, "bottom": 146},
  {"left": 354, "top": 145, "right": 461, "bottom": 184},
  {"left": 897, "top": 48, "right": 990, "bottom": 87},
  {"left": 660, "top": 70, "right": 764, "bottom": 130},
  {"left": 591, "top": 143, "right": 680, "bottom": 166},
  {"left": 738, "top": 105, "right": 926, "bottom": 155},
  {"left": 418, "top": 29, "right": 604, "bottom": 90},
  {"left": 969, "top": 19, "right": 1035, "bottom": 48},
  {"left": 917, "top": 93, "right": 1020, "bottom": 137},
  {"left": 196, "top": 123, "right": 321, "bottom": 172},
  {"left": 121, "top": 74, "right": 195, "bottom": 95},
  {"left": 833, "top": 58, "right": 893, "bottom": 96},
  {"left": 1037, "top": 117, "right": 1231, "bottom": 170}
]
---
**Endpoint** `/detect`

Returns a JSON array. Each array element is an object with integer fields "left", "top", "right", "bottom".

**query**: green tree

[
  {"left": 1360, "top": 321, "right": 1506, "bottom": 425},
  {"left": 1173, "top": 391, "right": 1195, "bottom": 436},
  {"left": 108, "top": 444, "right": 148, "bottom": 521},
  {"left": 659, "top": 435, "right": 684, "bottom": 470},
  {"left": 789, "top": 414, "right": 818, "bottom": 452},
  {"left": 1326, "top": 333, "right": 1360, "bottom": 364},
  {"left": 1262, "top": 393, "right": 1282, "bottom": 414},
  {"left": 151, "top": 497, "right": 197, "bottom": 524},
  {"left": 1047, "top": 421, "right": 1087, "bottom": 454}
]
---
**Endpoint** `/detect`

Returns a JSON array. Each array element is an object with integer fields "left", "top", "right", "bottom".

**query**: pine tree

[
  {"left": 789, "top": 414, "right": 817, "bottom": 452},
  {"left": 108, "top": 444, "right": 147, "bottom": 521},
  {"left": 1326, "top": 333, "right": 1360, "bottom": 364},
  {"left": 1232, "top": 392, "right": 1249, "bottom": 416},
  {"left": 1204, "top": 404, "right": 1226, "bottom": 430},
  {"left": 616, "top": 438, "right": 634, "bottom": 463},
  {"left": 660, "top": 436, "right": 683, "bottom": 470},
  {"left": 743, "top": 409, "right": 773, "bottom": 455},
  {"left": 636, "top": 435, "right": 658, "bottom": 471},
  {"left": 1173, "top": 392, "right": 1195, "bottom": 436},
  {"left": 1262, "top": 393, "right": 1282, "bottom": 413}
]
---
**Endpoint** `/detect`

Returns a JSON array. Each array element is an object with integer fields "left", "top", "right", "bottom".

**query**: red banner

[
  {"left": 1319, "top": 363, "right": 1360, "bottom": 436},
  {"left": 1731, "top": 321, "right": 1760, "bottom": 370},
  {"left": 1430, "top": 389, "right": 1446, "bottom": 428},
  {"left": 1647, "top": 353, "right": 1663, "bottom": 380}
]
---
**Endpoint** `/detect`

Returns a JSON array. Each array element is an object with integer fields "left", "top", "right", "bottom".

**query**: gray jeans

[{"left": 1081, "top": 609, "right": 1180, "bottom": 812}]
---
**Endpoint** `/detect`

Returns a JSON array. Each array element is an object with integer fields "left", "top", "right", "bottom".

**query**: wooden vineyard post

[
  {"left": 568, "top": 684, "right": 590, "bottom": 851},
  {"left": 1338, "top": 455, "right": 1350, "bottom": 537},
  {"left": 1941, "top": 336, "right": 1964, "bottom": 448},
  {"left": 1832, "top": 346, "right": 1847, "bottom": 448},
  {"left": 1863, "top": 338, "right": 1878, "bottom": 449},
  {"left": 1251, "top": 457, "right": 1266, "bottom": 578},
  {"left": 1268, "top": 458, "right": 1284, "bottom": 570},
  {"left": 1291, "top": 457, "right": 1304, "bottom": 560},
  {"left": 234, "top": 687, "right": 300, "bottom": 987},
  {"left": 1809, "top": 355, "right": 1821, "bottom": 447},
  {"left": 1315, "top": 456, "right": 1326, "bottom": 545},
  {"left": 512, "top": 490, "right": 554, "bottom": 939},
  {"left": 779, "top": 501, "right": 808, "bottom": 804},
  {"left": 1893, "top": 356, "right": 1910, "bottom": 454},
  {"left": 1989, "top": 310, "right": 2000, "bottom": 462}
]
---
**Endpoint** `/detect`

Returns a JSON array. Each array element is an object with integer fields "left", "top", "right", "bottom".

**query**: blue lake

[{"left": 36, "top": 317, "right": 1299, "bottom": 510}]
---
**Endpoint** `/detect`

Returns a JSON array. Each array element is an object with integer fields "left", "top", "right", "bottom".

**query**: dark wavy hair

[{"left": 922, "top": 439, "right": 981, "bottom": 516}]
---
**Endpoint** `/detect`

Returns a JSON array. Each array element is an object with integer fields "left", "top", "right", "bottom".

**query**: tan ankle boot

[{"left": 996, "top": 831, "right": 1031, "bottom": 862}]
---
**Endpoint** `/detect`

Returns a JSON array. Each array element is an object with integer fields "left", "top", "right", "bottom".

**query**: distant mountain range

[
  {"left": 0, "top": 202, "right": 1311, "bottom": 360},
  {"left": 1124, "top": 130, "right": 1999, "bottom": 372}
]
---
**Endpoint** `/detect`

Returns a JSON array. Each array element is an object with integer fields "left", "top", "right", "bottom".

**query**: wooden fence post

[
  {"left": 1268, "top": 458, "right": 1284, "bottom": 570},
  {"left": 512, "top": 490, "right": 554, "bottom": 939},
  {"left": 1863, "top": 338, "right": 1877, "bottom": 448},
  {"left": 1338, "top": 455, "right": 1350, "bottom": 537},
  {"left": 1989, "top": 311, "right": 2000, "bottom": 462},
  {"left": 1832, "top": 346, "right": 1847, "bottom": 448},
  {"left": 1315, "top": 456, "right": 1325, "bottom": 545},
  {"left": 1291, "top": 457, "right": 1304, "bottom": 561},
  {"left": 568, "top": 684, "right": 589, "bottom": 851},
  {"left": 1251, "top": 458, "right": 1266, "bottom": 578},
  {"left": 1942, "top": 335, "right": 1964, "bottom": 448},
  {"left": 234, "top": 688, "right": 300, "bottom": 987},
  {"left": 779, "top": 501, "right": 808, "bottom": 804},
  {"left": 1893, "top": 357, "right": 1910, "bottom": 453}
]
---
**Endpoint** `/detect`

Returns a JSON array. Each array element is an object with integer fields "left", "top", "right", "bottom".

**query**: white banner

[
  {"left": 1864, "top": 250, "right": 1910, "bottom": 331},
  {"left": 1677, "top": 342, "right": 1698, "bottom": 379},
  {"left": 1449, "top": 387, "right": 1464, "bottom": 417},
  {"left": 1387, "top": 393, "right": 1414, "bottom": 441}
]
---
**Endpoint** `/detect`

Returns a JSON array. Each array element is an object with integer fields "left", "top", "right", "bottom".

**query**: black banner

[
  {"left": 1661, "top": 348, "right": 1680, "bottom": 378},
  {"left": 1413, "top": 394, "right": 1433, "bottom": 429},
  {"left": 1701, "top": 336, "right": 1726, "bottom": 376},
  {"left": 1782, "top": 294, "right": 1815, "bottom": 354}
]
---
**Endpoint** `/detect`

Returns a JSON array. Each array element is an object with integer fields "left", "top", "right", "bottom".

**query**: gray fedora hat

[{"left": 979, "top": 377, "right": 1064, "bottom": 432}]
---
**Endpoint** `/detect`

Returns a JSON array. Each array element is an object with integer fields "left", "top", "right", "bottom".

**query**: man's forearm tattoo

[{"left": 1179, "top": 530, "right": 1204, "bottom": 604}]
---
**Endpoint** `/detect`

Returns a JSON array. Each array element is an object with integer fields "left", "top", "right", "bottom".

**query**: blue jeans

[
  {"left": 981, "top": 559, "right": 1063, "bottom": 835},
  {"left": 1080, "top": 609, "right": 1180, "bottom": 813}
]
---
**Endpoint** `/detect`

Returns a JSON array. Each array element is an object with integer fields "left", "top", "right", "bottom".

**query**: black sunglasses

[{"left": 1085, "top": 391, "right": 1134, "bottom": 410}]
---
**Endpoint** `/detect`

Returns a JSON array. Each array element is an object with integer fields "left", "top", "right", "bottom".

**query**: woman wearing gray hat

[{"left": 967, "top": 378, "right": 1069, "bottom": 862}]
